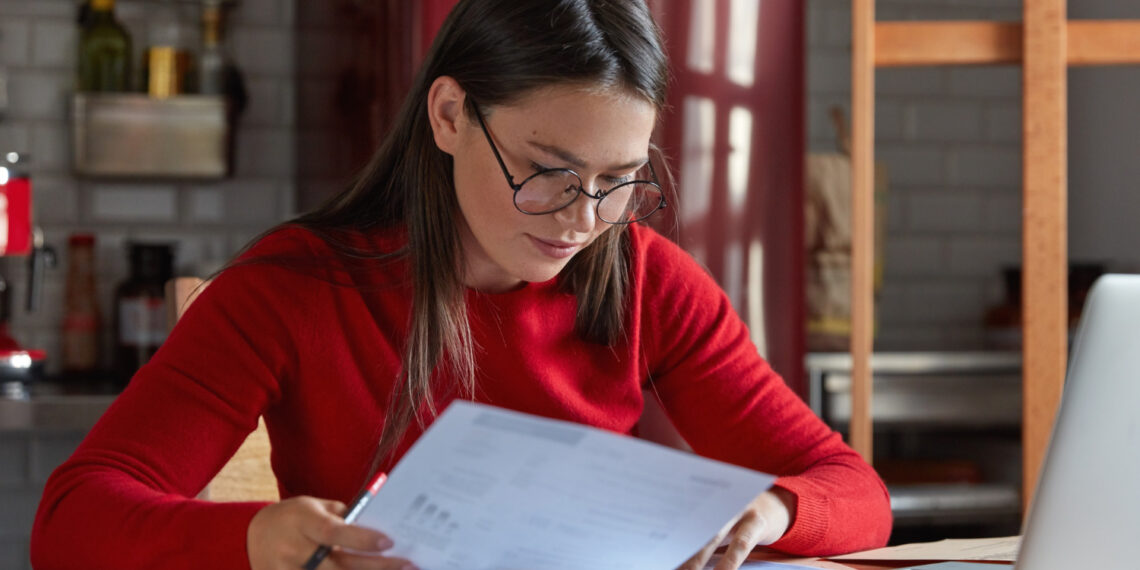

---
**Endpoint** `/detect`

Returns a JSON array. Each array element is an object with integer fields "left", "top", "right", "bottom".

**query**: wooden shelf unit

[{"left": 848, "top": 1, "right": 1140, "bottom": 512}]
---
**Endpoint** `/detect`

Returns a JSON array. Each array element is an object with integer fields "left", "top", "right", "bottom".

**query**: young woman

[{"left": 32, "top": 1, "right": 891, "bottom": 568}]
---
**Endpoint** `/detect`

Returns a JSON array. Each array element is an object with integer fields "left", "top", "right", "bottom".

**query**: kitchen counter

[{"left": 0, "top": 382, "right": 117, "bottom": 432}]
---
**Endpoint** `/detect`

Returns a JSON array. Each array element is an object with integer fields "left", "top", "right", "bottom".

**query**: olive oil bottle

[{"left": 77, "top": 0, "right": 133, "bottom": 92}]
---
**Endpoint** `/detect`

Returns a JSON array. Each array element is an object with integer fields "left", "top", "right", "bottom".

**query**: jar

[
  {"left": 62, "top": 233, "right": 101, "bottom": 378},
  {"left": 113, "top": 242, "right": 173, "bottom": 387}
]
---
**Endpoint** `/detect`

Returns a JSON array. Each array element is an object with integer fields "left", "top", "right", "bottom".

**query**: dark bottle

[
  {"left": 114, "top": 243, "right": 174, "bottom": 387},
  {"left": 77, "top": 0, "right": 132, "bottom": 92}
]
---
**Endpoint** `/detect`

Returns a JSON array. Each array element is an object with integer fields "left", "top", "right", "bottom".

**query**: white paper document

[{"left": 355, "top": 401, "right": 776, "bottom": 570}]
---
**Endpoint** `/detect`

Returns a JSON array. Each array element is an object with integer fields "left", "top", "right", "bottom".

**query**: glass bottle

[
  {"left": 77, "top": 0, "right": 132, "bottom": 92},
  {"left": 62, "top": 234, "right": 101, "bottom": 379},
  {"left": 142, "top": 0, "right": 192, "bottom": 98},
  {"left": 196, "top": 0, "right": 227, "bottom": 95},
  {"left": 113, "top": 243, "right": 174, "bottom": 387}
]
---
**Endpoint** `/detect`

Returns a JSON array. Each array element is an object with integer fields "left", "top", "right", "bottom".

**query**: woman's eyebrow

[{"left": 527, "top": 140, "right": 648, "bottom": 172}]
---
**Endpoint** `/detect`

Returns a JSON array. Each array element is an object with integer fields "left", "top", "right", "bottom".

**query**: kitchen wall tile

[
  {"left": 0, "top": 538, "right": 31, "bottom": 570},
  {"left": 235, "top": 127, "right": 293, "bottom": 178},
  {"left": 911, "top": 101, "right": 983, "bottom": 142},
  {"left": 91, "top": 186, "right": 178, "bottom": 223},
  {"left": 0, "top": 17, "right": 31, "bottom": 66},
  {"left": 984, "top": 194, "right": 1022, "bottom": 233},
  {"left": 884, "top": 236, "right": 947, "bottom": 277},
  {"left": 222, "top": 179, "right": 281, "bottom": 225},
  {"left": 903, "top": 280, "right": 986, "bottom": 323},
  {"left": 30, "top": 434, "right": 82, "bottom": 484},
  {"left": 241, "top": 76, "right": 283, "bottom": 127},
  {"left": 231, "top": 0, "right": 284, "bottom": 27},
  {"left": 908, "top": 191, "right": 985, "bottom": 232},
  {"left": 0, "top": 124, "right": 30, "bottom": 153},
  {"left": 949, "top": 66, "right": 1022, "bottom": 98},
  {"left": 952, "top": 147, "right": 1022, "bottom": 188},
  {"left": 0, "top": 488, "right": 39, "bottom": 537},
  {"left": 10, "top": 278, "right": 64, "bottom": 331},
  {"left": 231, "top": 28, "right": 292, "bottom": 77},
  {"left": 878, "top": 68, "right": 947, "bottom": 97},
  {"left": 877, "top": 145, "right": 946, "bottom": 186},
  {"left": 31, "top": 20, "right": 75, "bottom": 69},
  {"left": 29, "top": 174, "right": 78, "bottom": 224},
  {"left": 7, "top": 70, "right": 69, "bottom": 121},
  {"left": 29, "top": 124, "right": 68, "bottom": 171},
  {"left": 186, "top": 187, "right": 224, "bottom": 224},
  {"left": 0, "top": 0, "right": 74, "bottom": 19},
  {"left": 91, "top": 229, "right": 130, "bottom": 283},
  {"left": 948, "top": 237, "right": 1022, "bottom": 277},
  {"left": 807, "top": 51, "right": 851, "bottom": 95},
  {"left": 985, "top": 103, "right": 1022, "bottom": 143},
  {"left": 0, "top": 436, "right": 28, "bottom": 488}
]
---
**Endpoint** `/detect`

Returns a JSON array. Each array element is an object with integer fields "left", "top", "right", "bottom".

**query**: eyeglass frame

[{"left": 468, "top": 99, "right": 667, "bottom": 225}]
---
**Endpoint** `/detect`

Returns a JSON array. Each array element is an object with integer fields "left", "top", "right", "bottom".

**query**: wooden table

[{"left": 745, "top": 549, "right": 1013, "bottom": 569}]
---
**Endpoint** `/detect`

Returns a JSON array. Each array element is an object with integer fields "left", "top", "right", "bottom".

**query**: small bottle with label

[
  {"left": 113, "top": 243, "right": 173, "bottom": 388},
  {"left": 62, "top": 233, "right": 101, "bottom": 382}
]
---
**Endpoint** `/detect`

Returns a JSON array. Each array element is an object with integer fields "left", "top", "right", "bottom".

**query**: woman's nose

[{"left": 553, "top": 186, "right": 598, "bottom": 233}]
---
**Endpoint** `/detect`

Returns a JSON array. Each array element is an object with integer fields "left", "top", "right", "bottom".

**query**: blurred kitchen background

[{"left": 2, "top": 0, "right": 1140, "bottom": 566}]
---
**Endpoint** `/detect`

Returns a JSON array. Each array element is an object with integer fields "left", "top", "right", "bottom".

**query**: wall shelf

[{"left": 71, "top": 93, "right": 232, "bottom": 180}]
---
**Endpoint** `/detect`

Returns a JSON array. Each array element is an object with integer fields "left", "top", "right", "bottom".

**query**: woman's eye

[{"left": 604, "top": 175, "right": 634, "bottom": 187}]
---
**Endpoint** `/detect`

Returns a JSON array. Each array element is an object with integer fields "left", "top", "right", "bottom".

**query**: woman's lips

[{"left": 528, "top": 235, "right": 583, "bottom": 259}]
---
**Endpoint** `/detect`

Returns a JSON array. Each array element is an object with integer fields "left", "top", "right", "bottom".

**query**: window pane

[
  {"left": 728, "top": 106, "right": 753, "bottom": 211},
  {"left": 680, "top": 96, "right": 716, "bottom": 226},
  {"left": 687, "top": 0, "right": 715, "bottom": 73},
  {"left": 728, "top": 0, "right": 760, "bottom": 86}
]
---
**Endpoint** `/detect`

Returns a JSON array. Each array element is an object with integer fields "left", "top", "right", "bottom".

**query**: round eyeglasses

[{"left": 470, "top": 100, "right": 667, "bottom": 225}]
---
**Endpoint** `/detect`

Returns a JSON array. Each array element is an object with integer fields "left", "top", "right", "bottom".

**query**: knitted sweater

[{"left": 32, "top": 223, "right": 890, "bottom": 569}]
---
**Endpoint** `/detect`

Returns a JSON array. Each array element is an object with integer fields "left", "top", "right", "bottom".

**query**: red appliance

[{"left": 0, "top": 153, "right": 50, "bottom": 399}]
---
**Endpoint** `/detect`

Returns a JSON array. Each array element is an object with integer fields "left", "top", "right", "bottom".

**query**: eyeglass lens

[{"left": 515, "top": 169, "right": 662, "bottom": 223}]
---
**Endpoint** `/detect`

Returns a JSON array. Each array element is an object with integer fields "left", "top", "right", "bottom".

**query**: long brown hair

[{"left": 289, "top": 0, "right": 669, "bottom": 470}]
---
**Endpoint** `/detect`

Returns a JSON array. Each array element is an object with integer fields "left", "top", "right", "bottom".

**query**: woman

[{"left": 32, "top": 1, "right": 891, "bottom": 568}]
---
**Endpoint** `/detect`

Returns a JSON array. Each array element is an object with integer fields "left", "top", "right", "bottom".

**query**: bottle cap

[{"left": 69, "top": 233, "right": 96, "bottom": 246}]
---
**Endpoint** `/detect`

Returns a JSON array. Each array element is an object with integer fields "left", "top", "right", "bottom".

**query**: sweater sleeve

[
  {"left": 635, "top": 230, "right": 892, "bottom": 556},
  {"left": 30, "top": 230, "right": 319, "bottom": 570}
]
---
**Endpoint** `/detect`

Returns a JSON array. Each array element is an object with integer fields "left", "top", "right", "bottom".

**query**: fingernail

[{"left": 377, "top": 537, "right": 394, "bottom": 550}]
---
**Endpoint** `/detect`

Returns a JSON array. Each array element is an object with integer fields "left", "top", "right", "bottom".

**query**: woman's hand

[
  {"left": 676, "top": 487, "right": 797, "bottom": 570},
  {"left": 247, "top": 496, "right": 417, "bottom": 569}
]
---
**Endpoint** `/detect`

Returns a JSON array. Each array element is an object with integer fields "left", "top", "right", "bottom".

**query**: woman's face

[{"left": 430, "top": 80, "right": 657, "bottom": 292}]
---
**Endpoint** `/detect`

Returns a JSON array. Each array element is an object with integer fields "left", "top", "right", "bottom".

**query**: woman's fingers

[
  {"left": 676, "top": 536, "right": 721, "bottom": 570},
  {"left": 247, "top": 496, "right": 415, "bottom": 570},
  {"left": 327, "top": 549, "right": 417, "bottom": 570},
  {"left": 303, "top": 499, "right": 395, "bottom": 554},
  {"left": 712, "top": 512, "right": 765, "bottom": 570}
]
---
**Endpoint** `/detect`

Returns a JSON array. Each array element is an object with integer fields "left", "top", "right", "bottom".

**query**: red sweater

[{"left": 32, "top": 224, "right": 890, "bottom": 569}]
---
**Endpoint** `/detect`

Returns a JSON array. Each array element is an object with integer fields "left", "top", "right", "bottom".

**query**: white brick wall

[
  {"left": 0, "top": 0, "right": 297, "bottom": 377},
  {"left": 808, "top": 0, "right": 1023, "bottom": 350}
]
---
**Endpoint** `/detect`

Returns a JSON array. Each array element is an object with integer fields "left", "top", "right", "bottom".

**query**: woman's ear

[{"left": 427, "top": 76, "right": 467, "bottom": 155}]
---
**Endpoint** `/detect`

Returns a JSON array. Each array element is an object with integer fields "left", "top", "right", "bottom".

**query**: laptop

[
  {"left": 1014, "top": 273, "right": 1140, "bottom": 569},
  {"left": 899, "top": 275, "right": 1140, "bottom": 570}
]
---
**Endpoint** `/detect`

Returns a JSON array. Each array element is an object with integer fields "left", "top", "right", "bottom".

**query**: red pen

[{"left": 302, "top": 472, "right": 388, "bottom": 569}]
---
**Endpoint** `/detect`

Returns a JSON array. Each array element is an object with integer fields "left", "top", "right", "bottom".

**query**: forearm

[
  {"left": 32, "top": 464, "right": 267, "bottom": 569},
  {"left": 767, "top": 461, "right": 892, "bottom": 556}
]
